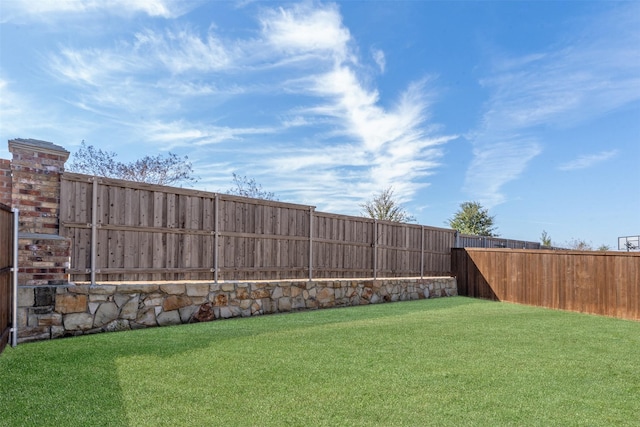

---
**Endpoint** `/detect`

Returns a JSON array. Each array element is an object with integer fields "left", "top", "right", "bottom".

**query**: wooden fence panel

[
  {"left": 61, "top": 173, "right": 457, "bottom": 282},
  {"left": 452, "top": 248, "right": 640, "bottom": 321},
  {"left": 313, "top": 212, "right": 374, "bottom": 278}
]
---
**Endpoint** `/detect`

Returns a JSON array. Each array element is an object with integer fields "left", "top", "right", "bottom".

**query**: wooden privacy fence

[
  {"left": 452, "top": 248, "right": 640, "bottom": 321},
  {"left": 60, "top": 173, "right": 455, "bottom": 282},
  {"left": 0, "top": 204, "right": 16, "bottom": 353}
]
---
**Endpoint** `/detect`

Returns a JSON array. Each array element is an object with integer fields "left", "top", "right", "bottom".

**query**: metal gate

[{"left": 0, "top": 204, "right": 18, "bottom": 354}]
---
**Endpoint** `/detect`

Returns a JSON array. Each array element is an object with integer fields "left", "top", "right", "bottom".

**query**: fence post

[
  {"left": 308, "top": 207, "right": 314, "bottom": 281},
  {"left": 454, "top": 230, "right": 460, "bottom": 248},
  {"left": 11, "top": 208, "right": 18, "bottom": 347},
  {"left": 373, "top": 220, "right": 378, "bottom": 279},
  {"left": 90, "top": 177, "right": 98, "bottom": 285},
  {"left": 214, "top": 194, "right": 219, "bottom": 283},
  {"left": 420, "top": 226, "right": 425, "bottom": 279}
]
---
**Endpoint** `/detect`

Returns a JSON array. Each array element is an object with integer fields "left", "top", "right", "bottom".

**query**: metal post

[
  {"left": 11, "top": 208, "right": 18, "bottom": 348},
  {"left": 308, "top": 207, "right": 314, "bottom": 281},
  {"left": 90, "top": 177, "right": 98, "bottom": 286},
  {"left": 214, "top": 194, "right": 219, "bottom": 283},
  {"left": 454, "top": 230, "right": 460, "bottom": 248}
]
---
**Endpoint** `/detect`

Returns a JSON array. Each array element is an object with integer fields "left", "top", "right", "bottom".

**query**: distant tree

[
  {"left": 540, "top": 230, "right": 552, "bottom": 247},
  {"left": 624, "top": 241, "right": 638, "bottom": 251},
  {"left": 597, "top": 244, "right": 611, "bottom": 251},
  {"left": 361, "top": 187, "right": 415, "bottom": 222},
  {"left": 565, "top": 238, "right": 593, "bottom": 251},
  {"left": 228, "top": 173, "right": 277, "bottom": 200},
  {"left": 67, "top": 141, "right": 197, "bottom": 186},
  {"left": 448, "top": 201, "right": 498, "bottom": 236}
]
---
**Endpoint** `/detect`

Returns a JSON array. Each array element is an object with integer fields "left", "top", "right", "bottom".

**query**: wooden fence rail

[
  {"left": 60, "top": 173, "right": 455, "bottom": 282},
  {"left": 452, "top": 248, "right": 640, "bottom": 321}
]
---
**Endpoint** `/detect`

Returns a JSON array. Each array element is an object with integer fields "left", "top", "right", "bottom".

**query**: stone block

[
  {"left": 292, "top": 296, "right": 306, "bottom": 310},
  {"left": 278, "top": 297, "right": 291, "bottom": 312},
  {"left": 34, "top": 286, "right": 55, "bottom": 306},
  {"left": 38, "top": 313, "right": 62, "bottom": 326},
  {"left": 160, "top": 283, "right": 186, "bottom": 295},
  {"left": 213, "top": 293, "right": 228, "bottom": 306},
  {"left": 193, "top": 302, "right": 215, "bottom": 322},
  {"left": 250, "top": 289, "right": 270, "bottom": 299},
  {"left": 120, "top": 296, "right": 139, "bottom": 320},
  {"left": 89, "top": 284, "right": 117, "bottom": 295},
  {"left": 236, "top": 286, "right": 250, "bottom": 299},
  {"left": 18, "top": 287, "right": 34, "bottom": 307},
  {"left": 55, "top": 294, "right": 88, "bottom": 314},
  {"left": 316, "top": 287, "right": 334, "bottom": 304},
  {"left": 143, "top": 294, "right": 164, "bottom": 307},
  {"left": 118, "top": 284, "right": 159, "bottom": 293},
  {"left": 136, "top": 307, "right": 157, "bottom": 326},
  {"left": 51, "top": 325, "right": 65, "bottom": 339},
  {"left": 186, "top": 283, "right": 209, "bottom": 297},
  {"left": 163, "top": 295, "right": 192, "bottom": 311},
  {"left": 113, "top": 293, "right": 130, "bottom": 307},
  {"left": 157, "top": 310, "right": 181, "bottom": 326},
  {"left": 221, "top": 283, "right": 235, "bottom": 292},
  {"left": 64, "top": 313, "right": 94, "bottom": 331},
  {"left": 88, "top": 302, "right": 100, "bottom": 315},
  {"left": 104, "top": 319, "right": 130, "bottom": 332},
  {"left": 94, "top": 302, "right": 119, "bottom": 327},
  {"left": 179, "top": 305, "right": 199, "bottom": 323}
]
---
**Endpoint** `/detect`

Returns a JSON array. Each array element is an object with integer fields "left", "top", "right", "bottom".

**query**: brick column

[
  {"left": 0, "top": 159, "right": 11, "bottom": 206},
  {"left": 8, "top": 138, "right": 71, "bottom": 286}
]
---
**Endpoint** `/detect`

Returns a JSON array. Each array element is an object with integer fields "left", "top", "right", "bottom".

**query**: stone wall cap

[
  {"left": 8, "top": 138, "right": 70, "bottom": 157},
  {"left": 19, "top": 232, "right": 69, "bottom": 241}
]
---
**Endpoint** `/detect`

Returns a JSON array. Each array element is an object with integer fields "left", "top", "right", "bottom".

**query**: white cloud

[
  {"left": 558, "top": 150, "right": 618, "bottom": 171},
  {"left": 465, "top": 4, "right": 640, "bottom": 207},
  {"left": 35, "top": 2, "right": 449, "bottom": 213},
  {"left": 260, "top": 3, "right": 352, "bottom": 62},
  {"left": 371, "top": 48, "right": 386, "bottom": 73},
  {"left": 1, "top": 0, "right": 193, "bottom": 21}
]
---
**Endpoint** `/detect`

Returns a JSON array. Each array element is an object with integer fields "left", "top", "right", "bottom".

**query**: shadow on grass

[{"left": 0, "top": 297, "right": 477, "bottom": 426}]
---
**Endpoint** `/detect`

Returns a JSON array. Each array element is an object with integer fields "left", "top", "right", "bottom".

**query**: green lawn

[{"left": 1, "top": 297, "right": 639, "bottom": 426}]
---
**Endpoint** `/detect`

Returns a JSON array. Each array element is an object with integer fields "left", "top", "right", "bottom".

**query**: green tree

[
  {"left": 448, "top": 201, "right": 498, "bottom": 236},
  {"left": 67, "top": 141, "right": 197, "bottom": 186},
  {"left": 597, "top": 244, "right": 611, "bottom": 251},
  {"left": 361, "top": 187, "right": 415, "bottom": 222},
  {"left": 228, "top": 173, "right": 277, "bottom": 200},
  {"left": 540, "top": 230, "right": 552, "bottom": 247}
]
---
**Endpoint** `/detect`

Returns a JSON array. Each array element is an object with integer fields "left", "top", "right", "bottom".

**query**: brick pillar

[
  {"left": 0, "top": 159, "right": 11, "bottom": 206},
  {"left": 8, "top": 138, "right": 71, "bottom": 285}
]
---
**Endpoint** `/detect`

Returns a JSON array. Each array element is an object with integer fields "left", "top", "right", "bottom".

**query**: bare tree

[
  {"left": 361, "top": 187, "right": 415, "bottom": 222},
  {"left": 227, "top": 173, "right": 277, "bottom": 200},
  {"left": 67, "top": 141, "right": 197, "bottom": 186}
]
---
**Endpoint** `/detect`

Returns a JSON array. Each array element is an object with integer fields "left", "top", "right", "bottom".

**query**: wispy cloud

[
  {"left": 464, "top": 3, "right": 640, "bottom": 207},
  {"left": 558, "top": 150, "right": 618, "bottom": 171},
  {"left": 1, "top": 0, "right": 194, "bottom": 21},
  {"left": 41, "top": 2, "right": 450, "bottom": 213}
]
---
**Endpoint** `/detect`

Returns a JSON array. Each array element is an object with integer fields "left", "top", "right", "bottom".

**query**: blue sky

[{"left": 1, "top": 1, "right": 638, "bottom": 249}]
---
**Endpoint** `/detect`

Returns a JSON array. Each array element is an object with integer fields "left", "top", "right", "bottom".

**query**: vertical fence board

[{"left": 453, "top": 248, "right": 640, "bottom": 321}]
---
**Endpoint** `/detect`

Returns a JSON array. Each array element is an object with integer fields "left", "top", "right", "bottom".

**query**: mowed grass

[{"left": 1, "top": 297, "right": 639, "bottom": 426}]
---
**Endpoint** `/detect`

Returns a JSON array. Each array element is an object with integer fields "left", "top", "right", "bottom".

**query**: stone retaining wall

[{"left": 17, "top": 277, "right": 457, "bottom": 342}]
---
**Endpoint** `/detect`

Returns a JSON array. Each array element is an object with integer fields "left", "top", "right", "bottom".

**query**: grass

[{"left": 1, "top": 297, "right": 639, "bottom": 426}]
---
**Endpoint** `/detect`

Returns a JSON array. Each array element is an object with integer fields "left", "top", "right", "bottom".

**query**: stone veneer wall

[{"left": 17, "top": 277, "right": 457, "bottom": 342}]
